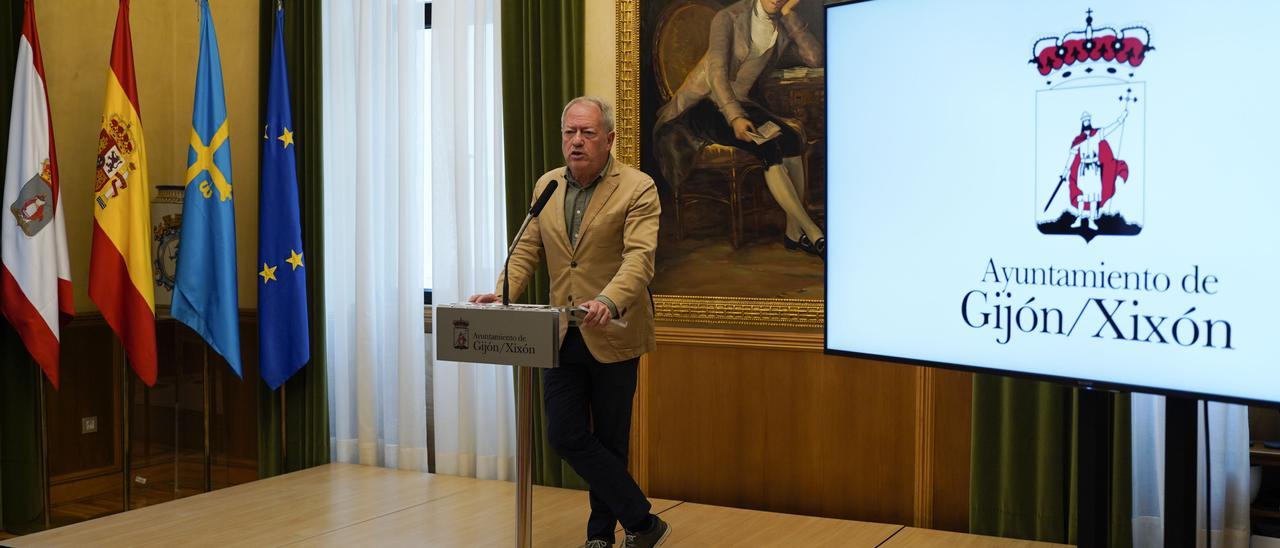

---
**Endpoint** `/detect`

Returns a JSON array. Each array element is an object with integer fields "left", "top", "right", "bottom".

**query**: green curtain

[
  {"left": 499, "top": 0, "right": 587, "bottom": 489},
  {"left": 256, "top": 0, "right": 329, "bottom": 478},
  {"left": 0, "top": 0, "right": 44, "bottom": 535},
  {"left": 969, "top": 375, "right": 1132, "bottom": 546},
  {"left": 0, "top": 330, "right": 43, "bottom": 536}
]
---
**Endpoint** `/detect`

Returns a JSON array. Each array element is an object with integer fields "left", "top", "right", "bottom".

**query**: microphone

[
  {"left": 527, "top": 180, "right": 558, "bottom": 217},
  {"left": 504, "top": 180, "right": 559, "bottom": 306}
]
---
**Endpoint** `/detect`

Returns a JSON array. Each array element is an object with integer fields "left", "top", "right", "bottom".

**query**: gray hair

[{"left": 561, "top": 96, "right": 615, "bottom": 133}]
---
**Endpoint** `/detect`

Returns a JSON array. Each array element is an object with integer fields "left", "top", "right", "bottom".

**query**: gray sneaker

[
  {"left": 622, "top": 516, "right": 671, "bottom": 548},
  {"left": 584, "top": 540, "right": 612, "bottom": 548}
]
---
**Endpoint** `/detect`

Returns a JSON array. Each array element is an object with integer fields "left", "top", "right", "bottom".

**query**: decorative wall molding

[
  {"left": 655, "top": 325, "right": 823, "bottom": 351},
  {"left": 913, "top": 366, "right": 936, "bottom": 528}
]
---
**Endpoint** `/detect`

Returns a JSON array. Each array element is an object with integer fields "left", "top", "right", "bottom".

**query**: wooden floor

[
  {"left": 48, "top": 457, "right": 257, "bottom": 528},
  {"left": 4, "top": 464, "right": 1069, "bottom": 547}
]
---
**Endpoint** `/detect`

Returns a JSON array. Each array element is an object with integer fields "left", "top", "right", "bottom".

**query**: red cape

[{"left": 1069, "top": 129, "right": 1129, "bottom": 211}]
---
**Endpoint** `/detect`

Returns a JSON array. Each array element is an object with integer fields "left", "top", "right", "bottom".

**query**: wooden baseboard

[{"left": 51, "top": 471, "right": 120, "bottom": 506}]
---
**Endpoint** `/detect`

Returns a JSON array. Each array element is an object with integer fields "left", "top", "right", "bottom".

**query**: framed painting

[{"left": 615, "top": 0, "right": 826, "bottom": 329}]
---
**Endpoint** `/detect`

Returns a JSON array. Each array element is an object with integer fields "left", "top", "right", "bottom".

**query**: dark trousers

[
  {"left": 671, "top": 98, "right": 805, "bottom": 166},
  {"left": 543, "top": 327, "right": 651, "bottom": 542}
]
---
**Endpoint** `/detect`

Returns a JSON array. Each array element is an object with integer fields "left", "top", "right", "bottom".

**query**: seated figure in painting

[{"left": 653, "top": 0, "right": 824, "bottom": 259}]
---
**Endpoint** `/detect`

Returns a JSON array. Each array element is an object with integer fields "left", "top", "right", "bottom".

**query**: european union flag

[
  {"left": 259, "top": 4, "right": 309, "bottom": 390},
  {"left": 173, "top": 0, "right": 241, "bottom": 375}
]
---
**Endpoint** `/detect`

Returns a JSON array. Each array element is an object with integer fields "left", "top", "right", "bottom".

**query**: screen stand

[
  {"left": 1077, "top": 387, "right": 1114, "bottom": 546},
  {"left": 1080, "top": 392, "right": 1200, "bottom": 547},
  {"left": 1164, "top": 396, "right": 1198, "bottom": 548},
  {"left": 515, "top": 366, "right": 534, "bottom": 547}
]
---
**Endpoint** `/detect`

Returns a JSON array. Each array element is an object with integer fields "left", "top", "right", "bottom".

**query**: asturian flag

[
  {"left": 173, "top": 0, "right": 241, "bottom": 375},
  {"left": 259, "top": 3, "right": 309, "bottom": 390},
  {"left": 1, "top": 0, "right": 72, "bottom": 387},
  {"left": 90, "top": 0, "right": 157, "bottom": 386}
]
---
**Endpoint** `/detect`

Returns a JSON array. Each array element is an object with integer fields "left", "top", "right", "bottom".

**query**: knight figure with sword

[{"left": 1044, "top": 88, "right": 1135, "bottom": 231}]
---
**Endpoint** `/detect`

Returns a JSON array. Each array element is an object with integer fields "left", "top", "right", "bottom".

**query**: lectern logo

[
  {"left": 1032, "top": 10, "right": 1153, "bottom": 242},
  {"left": 452, "top": 319, "right": 470, "bottom": 350}
]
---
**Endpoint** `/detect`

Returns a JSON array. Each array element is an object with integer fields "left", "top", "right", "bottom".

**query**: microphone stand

[
  {"left": 503, "top": 180, "right": 559, "bottom": 307},
  {"left": 498, "top": 177, "right": 555, "bottom": 548},
  {"left": 503, "top": 216, "right": 535, "bottom": 307}
]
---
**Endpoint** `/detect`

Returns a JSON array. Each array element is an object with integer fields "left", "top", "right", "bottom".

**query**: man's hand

[
  {"left": 469, "top": 293, "right": 501, "bottom": 304},
  {"left": 731, "top": 117, "right": 757, "bottom": 143},
  {"left": 577, "top": 300, "right": 612, "bottom": 329},
  {"left": 781, "top": 0, "right": 801, "bottom": 16}
]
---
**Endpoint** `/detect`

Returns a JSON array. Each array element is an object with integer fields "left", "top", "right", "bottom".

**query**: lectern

[{"left": 435, "top": 303, "right": 562, "bottom": 548}]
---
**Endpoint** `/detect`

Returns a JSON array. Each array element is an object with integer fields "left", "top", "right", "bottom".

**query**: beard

[{"left": 1080, "top": 122, "right": 1094, "bottom": 134}]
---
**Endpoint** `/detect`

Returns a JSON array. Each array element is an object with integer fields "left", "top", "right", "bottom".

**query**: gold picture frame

[{"left": 615, "top": 0, "right": 823, "bottom": 329}]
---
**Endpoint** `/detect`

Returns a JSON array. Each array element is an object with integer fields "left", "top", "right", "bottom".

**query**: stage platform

[{"left": 4, "top": 464, "right": 1067, "bottom": 547}]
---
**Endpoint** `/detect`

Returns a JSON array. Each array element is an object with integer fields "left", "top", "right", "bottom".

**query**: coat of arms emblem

[
  {"left": 1034, "top": 10, "right": 1153, "bottom": 242},
  {"left": 453, "top": 318, "right": 470, "bottom": 350},
  {"left": 10, "top": 159, "right": 55, "bottom": 237},
  {"left": 95, "top": 114, "right": 137, "bottom": 210}
]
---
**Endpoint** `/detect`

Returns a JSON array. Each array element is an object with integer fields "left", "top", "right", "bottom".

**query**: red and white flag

[{"left": 1, "top": 0, "right": 73, "bottom": 387}]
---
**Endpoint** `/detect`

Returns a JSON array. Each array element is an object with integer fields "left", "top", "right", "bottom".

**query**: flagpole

[
  {"left": 121, "top": 345, "right": 131, "bottom": 511},
  {"left": 37, "top": 364, "right": 51, "bottom": 530},
  {"left": 203, "top": 345, "right": 212, "bottom": 492},
  {"left": 173, "top": 352, "right": 179, "bottom": 499},
  {"left": 280, "top": 384, "right": 287, "bottom": 472},
  {"left": 274, "top": 0, "right": 286, "bottom": 479}
]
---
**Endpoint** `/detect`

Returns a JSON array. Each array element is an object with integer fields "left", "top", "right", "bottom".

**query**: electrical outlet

[{"left": 81, "top": 416, "right": 98, "bottom": 434}]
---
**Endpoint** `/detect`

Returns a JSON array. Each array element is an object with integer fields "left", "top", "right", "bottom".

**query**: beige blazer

[{"left": 497, "top": 161, "right": 660, "bottom": 363}]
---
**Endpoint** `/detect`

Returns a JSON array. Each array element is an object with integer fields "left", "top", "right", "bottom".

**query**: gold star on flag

[
  {"left": 285, "top": 249, "right": 304, "bottom": 270},
  {"left": 278, "top": 127, "right": 294, "bottom": 149},
  {"left": 259, "top": 262, "right": 278, "bottom": 284}
]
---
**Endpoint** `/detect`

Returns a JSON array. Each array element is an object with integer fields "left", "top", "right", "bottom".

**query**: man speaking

[{"left": 470, "top": 96, "right": 668, "bottom": 548}]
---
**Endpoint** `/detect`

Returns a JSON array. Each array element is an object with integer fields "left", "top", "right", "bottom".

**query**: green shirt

[
  {"left": 563, "top": 156, "right": 618, "bottom": 318},
  {"left": 564, "top": 156, "right": 612, "bottom": 245}
]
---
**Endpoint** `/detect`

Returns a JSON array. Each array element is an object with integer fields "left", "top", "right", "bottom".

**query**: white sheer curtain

[
  {"left": 321, "top": 0, "right": 429, "bottom": 471},
  {"left": 1132, "top": 393, "right": 1251, "bottom": 547},
  {"left": 429, "top": 0, "right": 516, "bottom": 480}
]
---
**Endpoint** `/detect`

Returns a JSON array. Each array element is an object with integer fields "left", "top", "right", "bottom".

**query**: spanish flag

[{"left": 89, "top": 0, "right": 156, "bottom": 386}]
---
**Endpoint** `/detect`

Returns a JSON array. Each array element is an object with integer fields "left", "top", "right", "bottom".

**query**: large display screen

[{"left": 825, "top": 0, "right": 1280, "bottom": 404}]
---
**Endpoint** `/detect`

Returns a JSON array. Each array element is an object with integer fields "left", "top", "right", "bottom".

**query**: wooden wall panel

[
  {"left": 212, "top": 318, "right": 259, "bottom": 487},
  {"left": 44, "top": 313, "right": 261, "bottom": 510},
  {"left": 929, "top": 368, "right": 973, "bottom": 531},
  {"left": 634, "top": 328, "right": 972, "bottom": 531},
  {"left": 48, "top": 321, "right": 121, "bottom": 479}
]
